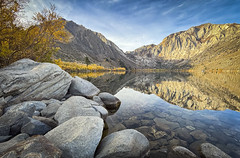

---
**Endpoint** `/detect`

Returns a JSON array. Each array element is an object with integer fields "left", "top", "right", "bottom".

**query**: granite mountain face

[
  {"left": 126, "top": 23, "right": 240, "bottom": 70},
  {"left": 55, "top": 20, "right": 136, "bottom": 69}
]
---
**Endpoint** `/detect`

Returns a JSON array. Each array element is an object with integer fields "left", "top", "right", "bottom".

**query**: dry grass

[
  {"left": 70, "top": 71, "right": 125, "bottom": 78},
  {"left": 55, "top": 59, "right": 126, "bottom": 72}
]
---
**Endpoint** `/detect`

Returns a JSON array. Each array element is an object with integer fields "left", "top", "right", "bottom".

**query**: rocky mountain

[
  {"left": 126, "top": 23, "right": 240, "bottom": 70},
  {"left": 55, "top": 20, "right": 136, "bottom": 69}
]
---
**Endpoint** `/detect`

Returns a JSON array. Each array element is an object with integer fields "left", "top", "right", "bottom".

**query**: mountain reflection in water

[
  {"left": 75, "top": 71, "right": 240, "bottom": 157},
  {"left": 86, "top": 71, "right": 240, "bottom": 111}
]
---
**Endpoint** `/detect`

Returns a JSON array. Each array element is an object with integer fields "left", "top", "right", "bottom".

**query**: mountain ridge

[
  {"left": 126, "top": 23, "right": 240, "bottom": 70},
  {"left": 55, "top": 20, "right": 137, "bottom": 69}
]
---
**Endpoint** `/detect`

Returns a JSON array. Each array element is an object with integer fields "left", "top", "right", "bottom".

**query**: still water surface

[{"left": 78, "top": 71, "right": 240, "bottom": 157}]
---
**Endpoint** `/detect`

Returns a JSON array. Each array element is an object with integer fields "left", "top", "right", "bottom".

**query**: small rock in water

[
  {"left": 190, "top": 130, "right": 207, "bottom": 140},
  {"left": 168, "top": 146, "right": 197, "bottom": 158},
  {"left": 200, "top": 143, "right": 231, "bottom": 158},
  {"left": 98, "top": 92, "right": 121, "bottom": 110},
  {"left": 186, "top": 125, "right": 195, "bottom": 131}
]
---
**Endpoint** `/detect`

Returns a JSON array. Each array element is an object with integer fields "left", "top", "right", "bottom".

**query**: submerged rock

[
  {"left": 200, "top": 143, "right": 231, "bottom": 158},
  {"left": 45, "top": 116, "right": 103, "bottom": 158},
  {"left": 190, "top": 130, "right": 208, "bottom": 140},
  {"left": 0, "top": 135, "right": 62, "bottom": 158},
  {"left": 68, "top": 76, "right": 100, "bottom": 98},
  {"left": 0, "top": 59, "right": 72, "bottom": 105},
  {"left": 54, "top": 96, "right": 101, "bottom": 124},
  {"left": 154, "top": 117, "right": 180, "bottom": 132},
  {"left": 96, "top": 129, "right": 150, "bottom": 158},
  {"left": 168, "top": 146, "right": 197, "bottom": 158},
  {"left": 98, "top": 92, "right": 121, "bottom": 110}
]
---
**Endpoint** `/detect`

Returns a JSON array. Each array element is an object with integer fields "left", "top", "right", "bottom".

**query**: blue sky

[{"left": 25, "top": 0, "right": 240, "bottom": 51}]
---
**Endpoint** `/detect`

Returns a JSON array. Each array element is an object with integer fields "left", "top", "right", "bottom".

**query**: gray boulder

[
  {"left": 0, "top": 136, "right": 12, "bottom": 143},
  {"left": 200, "top": 143, "right": 231, "bottom": 158},
  {"left": 33, "top": 110, "right": 40, "bottom": 116},
  {"left": 0, "top": 59, "right": 72, "bottom": 105},
  {"left": 98, "top": 92, "right": 121, "bottom": 110},
  {"left": 0, "top": 111, "right": 30, "bottom": 136},
  {"left": 41, "top": 102, "right": 61, "bottom": 118},
  {"left": 0, "top": 135, "right": 12, "bottom": 143},
  {"left": 21, "top": 118, "right": 52, "bottom": 136},
  {"left": 45, "top": 116, "right": 104, "bottom": 158},
  {"left": 32, "top": 116, "right": 58, "bottom": 128},
  {"left": 0, "top": 135, "right": 62, "bottom": 158},
  {"left": 93, "top": 96, "right": 105, "bottom": 106},
  {"left": 95, "top": 129, "right": 150, "bottom": 158},
  {"left": 4, "top": 101, "right": 46, "bottom": 117},
  {"left": 41, "top": 98, "right": 62, "bottom": 105},
  {"left": 68, "top": 76, "right": 100, "bottom": 98},
  {"left": 93, "top": 105, "right": 108, "bottom": 120},
  {"left": 0, "top": 133, "right": 29, "bottom": 153},
  {"left": 54, "top": 96, "right": 101, "bottom": 124},
  {"left": 168, "top": 146, "right": 197, "bottom": 158}
]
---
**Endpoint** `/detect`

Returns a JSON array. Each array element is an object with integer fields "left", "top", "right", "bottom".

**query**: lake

[{"left": 75, "top": 71, "right": 240, "bottom": 157}]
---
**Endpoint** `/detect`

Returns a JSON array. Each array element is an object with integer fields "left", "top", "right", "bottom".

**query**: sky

[{"left": 24, "top": 0, "right": 240, "bottom": 52}]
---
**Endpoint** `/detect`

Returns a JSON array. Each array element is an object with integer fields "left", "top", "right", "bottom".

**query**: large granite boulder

[
  {"left": 68, "top": 76, "right": 100, "bottom": 98},
  {"left": 95, "top": 129, "right": 150, "bottom": 158},
  {"left": 21, "top": 118, "right": 52, "bottom": 136},
  {"left": 200, "top": 143, "right": 231, "bottom": 158},
  {"left": 98, "top": 92, "right": 121, "bottom": 110},
  {"left": 0, "top": 59, "right": 72, "bottom": 106},
  {"left": 0, "top": 133, "right": 29, "bottom": 154},
  {"left": 54, "top": 96, "right": 101, "bottom": 124},
  {"left": 0, "top": 111, "right": 30, "bottom": 136},
  {"left": 45, "top": 116, "right": 104, "bottom": 158},
  {"left": 0, "top": 135, "right": 62, "bottom": 158}
]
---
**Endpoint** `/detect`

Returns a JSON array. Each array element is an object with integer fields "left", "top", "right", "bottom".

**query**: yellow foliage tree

[{"left": 0, "top": 0, "right": 69, "bottom": 67}]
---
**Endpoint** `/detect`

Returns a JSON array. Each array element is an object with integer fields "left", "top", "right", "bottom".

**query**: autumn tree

[{"left": 0, "top": 0, "right": 69, "bottom": 67}]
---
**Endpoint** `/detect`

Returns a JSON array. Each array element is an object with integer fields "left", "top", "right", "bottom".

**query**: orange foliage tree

[{"left": 0, "top": 0, "right": 69, "bottom": 67}]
